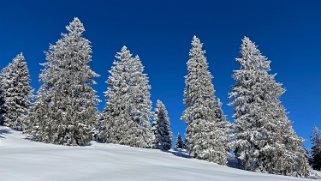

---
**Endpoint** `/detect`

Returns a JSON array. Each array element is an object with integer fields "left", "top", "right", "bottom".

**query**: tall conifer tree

[
  {"left": 28, "top": 18, "right": 99, "bottom": 145},
  {"left": 98, "top": 46, "right": 154, "bottom": 148},
  {"left": 311, "top": 126, "right": 321, "bottom": 170},
  {"left": 0, "top": 54, "right": 32, "bottom": 131},
  {"left": 182, "top": 36, "right": 229, "bottom": 165},
  {"left": 0, "top": 64, "right": 10, "bottom": 126},
  {"left": 230, "top": 37, "right": 309, "bottom": 176}
]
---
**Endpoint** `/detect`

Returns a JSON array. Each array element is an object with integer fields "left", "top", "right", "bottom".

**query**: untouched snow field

[{"left": 0, "top": 126, "right": 318, "bottom": 181}]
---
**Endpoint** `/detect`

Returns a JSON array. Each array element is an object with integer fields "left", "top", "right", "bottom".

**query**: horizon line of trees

[{"left": 0, "top": 17, "right": 320, "bottom": 178}]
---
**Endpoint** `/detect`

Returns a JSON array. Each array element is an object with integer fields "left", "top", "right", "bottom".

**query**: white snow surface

[{"left": 0, "top": 126, "right": 317, "bottom": 181}]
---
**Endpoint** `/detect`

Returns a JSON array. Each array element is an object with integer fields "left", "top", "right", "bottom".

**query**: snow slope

[{"left": 0, "top": 126, "right": 317, "bottom": 181}]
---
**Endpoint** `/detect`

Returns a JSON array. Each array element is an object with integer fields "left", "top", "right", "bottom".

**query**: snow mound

[{"left": 0, "top": 126, "right": 317, "bottom": 181}]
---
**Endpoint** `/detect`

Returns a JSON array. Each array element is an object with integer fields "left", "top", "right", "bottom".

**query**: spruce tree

[
  {"left": 0, "top": 65, "right": 10, "bottom": 126},
  {"left": 215, "top": 98, "right": 231, "bottom": 152},
  {"left": 152, "top": 100, "right": 172, "bottom": 150},
  {"left": 214, "top": 98, "right": 228, "bottom": 124},
  {"left": 0, "top": 61, "right": 15, "bottom": 126},
  {"left": 28, "top": 18, "right": 99, "bottom": 146},
  {"left": 0, "top": 54, "right": 32, "bottom": 131},
  {"left": 98, "top": 46, "right": 154, "bottom": 148},
  {"left": 275, "top": 106, "right": 310, "bottom": 176},
  {"left": 181, "top": 36, "right": 229, "bottom": 165},
  {"left": 230, "top": 36, "right": 309, "bottom": 176},
  {"left": 176, "top": 133, "right": 184, "bottom": 149},
  {"left": 311, "top": 126, "right": 321, "bottom": 170},
  {"left": 0, "top": 87, "right": 4, "bottom": 125}
]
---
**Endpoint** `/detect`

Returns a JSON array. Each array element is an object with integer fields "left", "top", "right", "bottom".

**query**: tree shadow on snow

[
  {"left": 227, "top": 157, "right": 243, "bottom": 169},
  {"left": 167, "top": 148, "right": 192, "bottom": 159},
  {"left": 22, "top": 136, "right": 33, "bottom": 141},
  {"left": 0, "top": 127, "right": 12, "bottom": 138},
  {"left": 166, "top": 148, "right": 243, "bottom": 169}
]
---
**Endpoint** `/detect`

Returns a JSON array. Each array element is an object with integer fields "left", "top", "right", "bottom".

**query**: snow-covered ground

[{"left": 0, "top": 126, "right": 318, "bottom": 181}]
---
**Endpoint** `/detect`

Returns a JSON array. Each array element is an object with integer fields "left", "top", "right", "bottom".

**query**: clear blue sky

[{"left": 0, "top": 0, "right": 320, "bottom": 148}]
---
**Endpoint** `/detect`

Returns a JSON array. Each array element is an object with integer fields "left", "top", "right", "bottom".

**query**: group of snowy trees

[
  {"left": 0, "top": 18, "right": 172, "bottom": 149},
  {"left": 181, "top": 36, "right": 310, "bottom": 177},
  {"left": 0, "top": 17, "right": 315, "bottom": 177}
]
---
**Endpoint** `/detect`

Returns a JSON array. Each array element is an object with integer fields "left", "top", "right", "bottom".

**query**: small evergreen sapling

[
  {"left": 176, "top": 133, "right": 184, "bottom": 149},
  {"left": 311, "top": 126, "right": 321, "bottom": 170},
  {"left": 152, "top": 100, "right": 172, "bottom": 150}
]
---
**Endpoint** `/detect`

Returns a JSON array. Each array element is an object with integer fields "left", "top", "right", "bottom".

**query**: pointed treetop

[
  {"left": 217, "top": 98, "right": 223, "bottom": 107},
  {"left": 314, "top": 126, "right": 320, "bottom": 131},
  {"left": 121, "top": 45, "right": 128, "bottom": 52},
  {"left": 17, "top": 52, "right": 24, "bottom": 57},
  {"left": 189, "top": 35, "right": 206, "bottom": 62},
  {"left": 155, "top": 99, "right": 167, "bottom": 115},
  {"left": 192, "top": 35, "right": 200, "bottom": 43},
  {"left": 115, "top": 46, "right": 132, "bottom": 61},
  {"left": 238, "top": 36, "right": 270, "bottom": 71},
  {"left": 312, "top": 126, "right": 320, "bottom": 138},
  {"left": 135, "top": 55, "right": 140, "bottom": 59},
  {"left": 242, "top": 36, "right": 251, "bottom": 43},
  {"left": 15, "top": 52, "right": 25, "bottom": 59},
  {"left": 156, "top": 99, "right": 164, "bottom": 107},
  {"left": 12, "top": 53, "right": 26, "bottom": 65},
  {"left": 240, "top": 36, "right": 262, "bottom": 59},
  {"left": 191, "top": 35, "right": 203, "bottom": 49},
  {"left": 66, "top": 17, "right": 85, "bottom": 35},
  {"left": 241, "top": 36, "right": 257, "bottom": 52},
  {"left": 1, "top": 53, "right": 25, "bottom": 75},
  {"left": 176, "top": 132, "right": 184, "bottom": 149}
]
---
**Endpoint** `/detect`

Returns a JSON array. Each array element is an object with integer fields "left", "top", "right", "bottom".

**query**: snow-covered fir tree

[
  {"left": 266, "top": 103, "right": 309, "bottom": 176},
  {"left": 0, "top": 54, "right": 32, "bottom": 131},
  {"left": 98, "top": 46, "right": 154, "bottom": 148},
  {"left": 176, "top": 133, "right": 184, "bottom": 149},
  {"left": 276, "top": 106, "right": 309, "bottom": 176},
  {"left": 152, "top": 100, "right": 172, "bottom": 150},
  {"left": 229, "top": 36, "right": 309, "bottom": 176},
  {"left": 0, "top": 61, "right": 15, "bottom": 126},
  {"left": 311, "top": 126, "right": 321, "bottom": 170},
  {"left": 0, "top": 65, "right": 10, "bottom": 126},
  {"left": 94, "top": 111, "right": 104, "bottom": 141},
  {"left": 214, "top": 98, "right": 231, "bottom": 152},
  {"left": 28, "top": 18, "right": 99, "bottom": 146},
  {"left": 181, "top": 36, "right": 229, "bottom": 165},
  {"left": 214, "top": 98, "right": 227, "bottom": 124},
  {"left": 0, "top": 88, "right": 4, "bottom": 125}
]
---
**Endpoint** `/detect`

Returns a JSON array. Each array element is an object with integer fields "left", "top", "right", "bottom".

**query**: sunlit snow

[{"left": 1, "top": 126, "right": 317, "bottom": 181}]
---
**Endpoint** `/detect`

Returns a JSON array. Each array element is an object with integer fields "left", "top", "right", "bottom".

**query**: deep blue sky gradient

[{"left": 0, "top": 0, "right": 320, "bottom": 148}]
